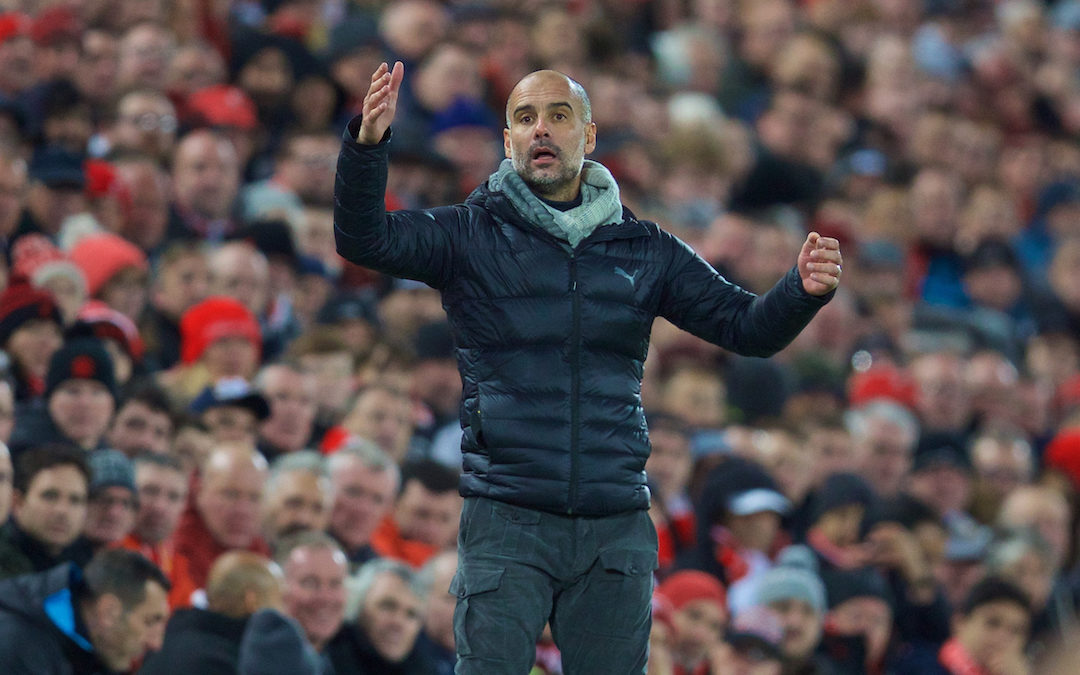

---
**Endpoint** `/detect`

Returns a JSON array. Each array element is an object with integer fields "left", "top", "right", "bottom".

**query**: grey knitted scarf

[{"left": 488, "top": 159, "right": 624, "bottom": 247}]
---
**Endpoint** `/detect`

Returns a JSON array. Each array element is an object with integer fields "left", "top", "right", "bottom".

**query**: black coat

[
  {"left": 139, "top": 608, "right": 248, "bottom": 675},
  {"left": 325, "top": 623, "right": 435, "bottom": 675},
  {"left": 0, "top": 562, "right": 116, "bottom": 674},
  {"left": 334, "top": 123, "right": 832, "bottom": 516}
]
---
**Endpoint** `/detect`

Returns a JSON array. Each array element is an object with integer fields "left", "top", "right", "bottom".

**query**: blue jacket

[{"left": 334, "top": 123, "right": 831, "bottom": 516}]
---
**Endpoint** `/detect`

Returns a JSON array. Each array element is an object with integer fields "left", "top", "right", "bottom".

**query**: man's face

[
  {"left": 395, "top": 480, "right": 461, "bottom": 550},
  {"left": 6, "top": 318, "right": 63, "bottom": 380},
  {"left": 360, "top": 571, "right": 425, "bottom": 663},
  {"left": 171, "top": 132, "right": 239, "bottom": 219},
  {"left": 109, "top": 401, "right": 173, "bottom": 456},
  {"left": 283, "top": 546, "right": 347, "bottom": 650},
  {"left": 0, "top": 449, "right": 10, "bottom": 524},
  {"left": 299, "top": 351, "right": 356, "bottom": 419},
  {"left": 112, "top": 93, "right": 177, "bottom": 160},
  {"left": 769, "top": 597, "right": 822, "bottom": 660},
  {"left": 134, "top": 463, "right": 187, "bottom": 544},
  {"left": 154, "top": 252, "right": 209, "bottom": 318},
  {"left": 48, "top": 380, "right": 115, "bottom": 449},
  {"left": 423, "top": 556, "right": 457, "bottom": 652},
  {"left": 196, "top": 459, "right": 265, "bottom": 548},
  {"left": 85, "top": 486, "right": 137, "bottom": 545},
  {"left": 827, "top": 597, "right": 892, "bottom": 665},
  {"left": 344, "top": 389, "right": 413, "bottom": 462},
  {"left": 93, "top": 582, "right": 169, "bottom": 672},
  {"left": 202, "top": 337, "right": 259, "bottom": 381},
  {"left": 14, "top": 465, "right": 88, "bottom": 554},
  {"left": 645, "top": 427, "right": 692, "bottom": 500},
  {"left": 263, "top": 470, "right": 329, "bottom": 541},
  {"left": 503, "top": 72, "right": 596, "bottom": 199},
  {"left": 259, "top": 368, "right": 318, "bottom": 453},
  {"left": 329, "top": 458, "right": 396, "bottom": 553},
  {"left": 726, "top": 510, "right": 781, "bottom": 553},
  {"left": 671, "top": 599, "right": 726, "bottom": 665},
  {"left": 202, "top": 405, "right": 259, "bottom": 444},
  {"left": 955, "top": 600, "right": 1029, "bottom": 669},
  {"left": 857, "top": 418, "right": 914, "bottom": 497}
]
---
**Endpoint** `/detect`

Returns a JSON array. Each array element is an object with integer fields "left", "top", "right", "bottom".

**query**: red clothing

[
  {"left": 370, "top": 515, "right": 437, "bottom": 569},
  {"left": 118, "top": 533, "right": 199, "bottom": 610},
  {"left": 938, "top": 638, "right": 992, "bottom": 675},
  {"left": 173, "top": 506, "right": 269, "bottom": 589}
]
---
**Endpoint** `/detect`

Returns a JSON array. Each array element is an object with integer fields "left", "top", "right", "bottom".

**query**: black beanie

[{"left": 45, "top": 338, "right": 116, "bottom": 401}]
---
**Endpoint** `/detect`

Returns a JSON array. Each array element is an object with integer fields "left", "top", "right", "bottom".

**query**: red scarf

[
  {"left": 807, "top": 528, "right": 871, "bottom": 571},
  {"left": 938, "top": 638, "right": 992, "bottom": 675}
]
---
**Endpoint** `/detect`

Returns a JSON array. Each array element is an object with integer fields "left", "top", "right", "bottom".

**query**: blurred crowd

[{"left": 0, "top": 0, "right": 1076, "bottom": 673}]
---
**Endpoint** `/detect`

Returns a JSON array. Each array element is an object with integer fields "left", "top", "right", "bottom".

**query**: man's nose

[{"left": 533, "top": 118, "right": 550, "bottom": 136}]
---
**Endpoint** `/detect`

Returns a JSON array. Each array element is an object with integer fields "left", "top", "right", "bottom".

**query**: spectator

[
  {"left": 655, "top": 570, "right": 729, "bottom": 675},
  {"left": 0, "top": 280, "right": 64, "bottom": 402},
  {"left": 714, "top": 605, "right": 786, "bottom": 675},
  {"left": 415, "top": 549, "right": 457, "bottom": 674},
  {"left": 70, "top": 300, "right": 147, "bottom": 387},
  {"left": 21, "top": 145, "right": 87, "bottom": 239},
  {"left": 174, "top": 443, "right": 270, "bottom": 589},
  {"left": 340, "top": 383, "right": 415, "bottom": 462},
  {"left": 754, "top": 545, "right": 831, "bottom": 674},
  {"left": 0, "top": 548, "right": 169, "bottom": 674},
  {"left": 262, "top": 451, "right": 330, "bottom": 548},
  {"left": 255, "top": 361, "right": 318, "bottom": 460},
  {"left": 83, "top": 449, "right": 137, "bottom": 549},
  {"left": 9, "top": 337, "right": 116, "bottom": 454},
  {"left": 330, "top": 556, "right": 434, "bottom": 674},
  {"left": 0, "top": 445, "right": 90, "bottom": 579},
  {"left": 140, "top": 550, "right": 284, "bottom": 675},
  {"left": 68, "top": 232, "right": 150, "bottom": 322},
  {"left": 113, "top": 156, "right": 170, "bottom": 254},
  {"left": 167, "top": 129, "right": 241, "bottom": 243},
  {"left": 288, "top": 328, "right": 358, "bottom": 439},
  {"left": 106, "top": 89, "right": 177, "bottom": 164},
  {"left": 845, "top": 399, "right": 920, "bottom": 498},
  {"left": 326, "top": 438, "right": 400, "bottom": 567},
  {"left": 140, "top": 241, "right": 210, "bottom": 371},
  {"left": 644, "top": 412, "right": 696, "bottom": 574},
  {"left": 0, "top": 442, "right": 11, "bottom": 524},
  {"left": 277, "top": 530, "right": 347, "bottom": 655},
  {"left": 189, "top": 377, "right": 271, "bottom": 445},
  {"left": 106, "top": 384, "right": 174, "bottom": 457},
  {"left": 121, "top": 452, "right": 196, "bottom": 610},
  {"left": 968, "top": 426, "right": 1035, "bottom": 524},
  {"left": 371, "top": 459, "right": 461, "bottom": 568},
  {"left": 820, "top": 568, "right": 896, "bottom": 673},
  {"left": 997, "top": 486, "right": 1072, "bottom": 580},
  {"left": 804, "top": 472, "right": 876, "bottom": 572},
  {"left": 905, "top": 443, "right": 974, "bottom": 519},
  {"left": 237, "top": 607, "right": 321, "bottom": 675}
]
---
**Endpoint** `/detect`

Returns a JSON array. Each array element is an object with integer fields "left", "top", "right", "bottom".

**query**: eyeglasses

[{"left": 122, "top": 112, "right": 178, "bottom": 134}]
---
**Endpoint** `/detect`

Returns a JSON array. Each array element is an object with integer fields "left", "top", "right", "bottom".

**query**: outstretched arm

[{"left": 356, "top": 61, "right": 404, "bottom": 145}]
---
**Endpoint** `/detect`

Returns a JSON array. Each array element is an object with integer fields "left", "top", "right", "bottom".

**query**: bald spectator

[
  {"left": 341, "top": 384, "right": 415, "bottom": 462},
  {"left": 278, "top": 530, "right": 348, "bottom": 655},
  {"left": 262, "top": 451, "right": 331, "bottom": 548},
  {"left": 0, "top": 445, "right": 90, "bottom": 579},
  {"left": 327, "top": 439, "right": 399, "bottom": 567},
  {"left": 330, "top": 557, "right": 434, "bottom": 674},
  {"left": 167, "top": 129, "right": 240, "bottom": 243},
  {"left": 121, "top": 452, "right": 196, "bottom": 609},
  {"left": 415, "top": 550, "right": 458, "bottom": 674},
  {"left": 140, "top": 551, "right": 285, "bottom": 675},
  {"left": 256, "top": 361, "right": 318, "bottom": 460},
  {"left": 208, "top": 241, "right": 270, "bottom": 319},
  {"left": 113, "top": 156, "right": 169, "bottom": 253},
  {"left": 174, "top": 443, "right": 270, "bottom": 588},
  {"left": 371, "top": 459, "right": 461, "bottom": 568},
  {"left": 846, "top": 399, "right": 920, "bottom": 498}
]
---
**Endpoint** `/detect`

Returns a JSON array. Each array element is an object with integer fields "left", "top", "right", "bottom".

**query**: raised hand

[
  {"left": 356, "top": 61, "right": 404, "bottom": 145},
  {"left": 798, "top": 231, "right": 842, "bottom": 296}
]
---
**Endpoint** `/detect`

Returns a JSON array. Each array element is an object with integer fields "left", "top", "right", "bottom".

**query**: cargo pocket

[
  {"left": 451, "top": 565, "right": 505, "bottom": 657},
  {"left": 586, "top": 549, "right": 657, "bottom": 638}
]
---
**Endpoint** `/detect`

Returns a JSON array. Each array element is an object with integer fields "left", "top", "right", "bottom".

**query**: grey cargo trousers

[{"left": 452, "top": 496, "right": 657, "bottom": 674}]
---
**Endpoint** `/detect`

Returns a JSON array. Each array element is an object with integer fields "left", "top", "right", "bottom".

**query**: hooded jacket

[
  {"left": 335, "top": 123, "right": 831, "bottom": 516},
  {"left": 0, "top": 562, "right": 115, "bottom": 674}
]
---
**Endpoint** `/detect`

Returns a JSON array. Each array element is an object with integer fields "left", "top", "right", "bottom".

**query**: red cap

[
  {"left": 847, "top": 363, "right": 918, "bottom": 410},
  {"left": 1044, "top": 427, "right": 1080, "bottom": 490},
  {"left": 656, "top": 570, "right": 727, "bottom": 613},
  {"left": 30, "top": 6, "right": 80, "bottom": 46},
  {"left": 180, "top": 296, "right": 262, "bottom": 365},
  {"left": 68, "top": 233, "right": 148, "bottom": 297},
  {"left": 186, "top": 84, "right": 258, "bottom": 131},
  {"left": 0, "top": 13, "right": 30, "bottom": 45}
]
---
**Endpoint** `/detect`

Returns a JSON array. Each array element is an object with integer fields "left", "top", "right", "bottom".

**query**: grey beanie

[
  {"left": 754, "top": 545, "right": 827, "bottom": 616},
  {"left": 238, "top": 609, "right": 320, "bottom": 675}
]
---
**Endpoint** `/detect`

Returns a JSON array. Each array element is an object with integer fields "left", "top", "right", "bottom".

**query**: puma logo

[{"left": 615, "top": 266, "right": 638, "bottom": 287}]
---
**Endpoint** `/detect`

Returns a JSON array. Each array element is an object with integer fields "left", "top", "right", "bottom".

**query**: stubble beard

[{"left": 513, "top": 141, "right": 585, "bottom": 199}]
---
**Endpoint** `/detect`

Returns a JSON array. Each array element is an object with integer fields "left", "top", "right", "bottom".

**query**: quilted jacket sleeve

[
  {"left": 658, "top": 232, "right": 832, "bottom": 357},
  {"left": 334, "top": 119, "right": 464, "bottom": 289}
]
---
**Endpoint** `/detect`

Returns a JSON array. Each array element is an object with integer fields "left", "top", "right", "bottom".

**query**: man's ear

[
  {"left": 584, "top": 122, "right": 597, "bottom": 156},
  {"left": 503, "top": 127, "right": 512, "bottom": 159},
  {"left": 89, "top": 593, "right": 124, "bottom": 631}
]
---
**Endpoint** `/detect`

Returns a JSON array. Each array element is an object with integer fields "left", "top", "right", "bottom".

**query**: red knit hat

[
  {"left": 73, "top": 300, "right": 145, "bottom": 363},
  {"left": 656, "top": 570, "right": 727, "bottom": 613},
  {"left": 1044, "top": 427, "right": 1080, "bottom": 490},
  {"left": 179, "top": 296, "right": 262, "bottom": 365},
  {"left": 68, "top": 233, "right": 148, "bottom": 297},
  {"left": 0, "top": 281, "right": 62, "bottom": 346}
]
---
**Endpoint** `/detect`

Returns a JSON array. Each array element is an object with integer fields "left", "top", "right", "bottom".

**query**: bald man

[
  {"left": 168, "top": 129, "right": 241, "bottom": 242},
  {"left": 141, "top": 551, "right": 284, "bottom": 674},
  {"left": 335, "top": 65, "right": 842, "bottom": 673},
  {"left": 174, "top": 443, "right": 270, "bottom": 588}
]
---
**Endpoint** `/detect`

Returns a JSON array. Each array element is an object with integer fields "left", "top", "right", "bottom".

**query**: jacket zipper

[{"left": 568, "top": 251, "right": 581, "bottom": 515}]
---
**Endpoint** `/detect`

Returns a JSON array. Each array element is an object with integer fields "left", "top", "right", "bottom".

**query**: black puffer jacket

[{"left": 335, "top": 125, "right": 831, "bottom": 516}]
